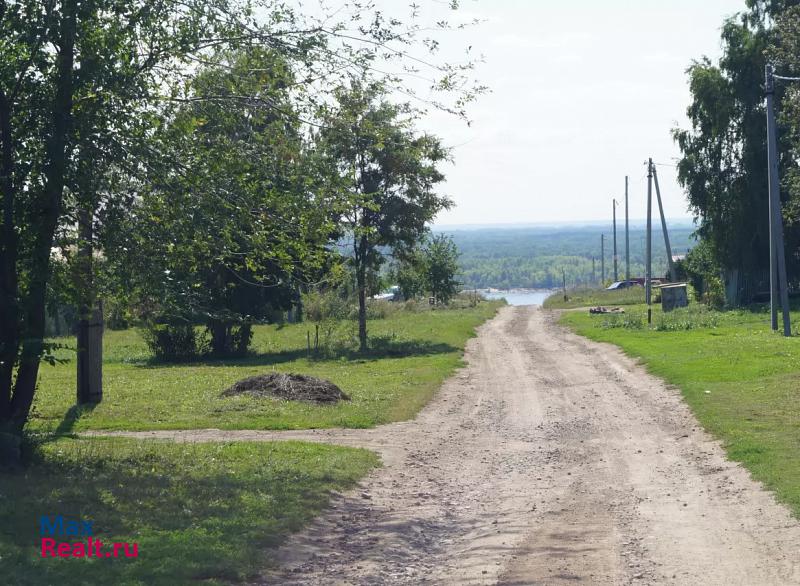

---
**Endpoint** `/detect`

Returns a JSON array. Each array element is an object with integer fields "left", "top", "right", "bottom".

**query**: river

[{"left": 483, "top": 289, "right": 554, "bottom": 306}]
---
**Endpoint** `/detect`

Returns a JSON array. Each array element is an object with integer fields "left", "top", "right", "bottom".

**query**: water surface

[{"left": 484, "top": 290, "right": 553, "bottom": 306}]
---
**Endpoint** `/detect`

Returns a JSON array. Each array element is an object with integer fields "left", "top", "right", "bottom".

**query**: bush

[
  {"left": 359, "top": 300, "right": 399, "bottom": 320},
  {"left": 140, "top": 323, "right": 205, "bottom": 361},
  {"left": 308, "top": 320, "right": 358, "bottom": 359},
  {"left": 303, "top": 289, "right": 352, "bottom": 322}
]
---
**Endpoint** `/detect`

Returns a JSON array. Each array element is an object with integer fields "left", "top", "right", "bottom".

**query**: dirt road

[{"left": 108, "top": 306, "right": 800, "bottom": 584}]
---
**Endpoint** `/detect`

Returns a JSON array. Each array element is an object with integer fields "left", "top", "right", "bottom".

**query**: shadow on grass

[
  {"left": 136, "top": 339, "right": 458, "bottom": 369},
  {"left": 0, "top": 439, "right": 375, "bottom": 586},
  {"left": 53, "top": 402, "right": 98, "bottom": 436}
]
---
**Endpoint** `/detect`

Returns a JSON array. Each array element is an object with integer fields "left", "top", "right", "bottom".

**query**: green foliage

[
  {"left": 683, "top": 240, "right": 726, "bottom": 307},
  {"left": 451, "top": 226, "right": 696, "bottom": 289},
  {"left": 424, "top": 234, "right": 460, "bottom": 304},
  {"left": 318, "top": 81, "right": 451, "bottom": 350},
  {"left": 673, "top": 1, "right": 800, "bottom": 290},
  {"left": 303, "top": 288, "right": 353, "bottom": 322},
  {"left": 0, "top": 438, "right": 378, "bottom": 584},
  {"left": 116, "top": 48, "right": 334, "bottom": 357},
  {"left": 393, "top": 248, "right": 428, "bottom": 300},
  {"left": 393, "top": 234, "right": 460, "bottom": 303},
  {"left": 140, "top": 323, "right": 206, "bottom": 362}
]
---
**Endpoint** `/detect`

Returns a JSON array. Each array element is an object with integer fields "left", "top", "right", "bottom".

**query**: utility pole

[
  {"left": 651, "top": 165, "right": 677, "bottom": 282},
  {"left": 592, "top": 257, "right": 596, "bottom": 284},
  {"left": 625, "top": 176, "right": 630, "bottom": 282},
  {"left": 562, "top": 268, "right": 567, "bottom": 302},
  {"left": 612, "top": 199, "right": 618, "bottom": 282},
  {"left": 601, "top": 234, "right": 605, "bottom": 286},
  {"left": 646, "top": 159, "right": 653, "bottom": 325},
  {"left": 765, "top": 64, "right": 792, "bottom": 336}
]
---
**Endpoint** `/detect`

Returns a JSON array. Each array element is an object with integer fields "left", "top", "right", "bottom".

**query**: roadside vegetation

[
  {"left": 543, "top": 286, "right": 645, "bottom": 309},
  {"left": 1, "top": 437, "right": 378, "bottom": 585},
  {"left": 560, "top": 303, "right": 800, "bottom": 517},
  {"left": 33, "top": 301, "right": 502, "bottom": 433}
]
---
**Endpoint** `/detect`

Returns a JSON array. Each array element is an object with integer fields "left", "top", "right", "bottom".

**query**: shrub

[
  {"left": 140, "top": 323, "right": 205, "bottom": 361},
  {"left": 303, "top": 289, "right": 352, "bottom": 322}
]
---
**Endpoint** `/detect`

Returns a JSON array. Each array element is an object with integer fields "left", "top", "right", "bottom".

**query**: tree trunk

[
  {"left": 209, "top": 320, "right": 230, "bottom": 356},
  {"left": 235, "top": 324, "right": 251, "bottom": 356},
  {"left": 294, "top": 287, "right": 303, "bottom": 323},
  {"left": 77, "top": 301, "right": 103, "bottom": 404},
  {"left": 0, "top": 90, "right": 19, "bottom": 423},
  {"left": 357, "top": 264, "right": 368, "bottom": 353},
  {"left": 5, "top": 0, "right": 76, "bottom": 441},
  {"left": 76, "top": 207, "right": 102, "bottom": 404}
]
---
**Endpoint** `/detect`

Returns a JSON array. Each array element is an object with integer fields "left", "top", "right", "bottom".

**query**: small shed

[{"left": 660, "top": 283, "right": 688, "bottom": 312}]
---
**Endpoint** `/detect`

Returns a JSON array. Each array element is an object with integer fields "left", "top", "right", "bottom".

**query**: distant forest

[{"left": 442, "top": 224, "right": 697, "bottom": 290}]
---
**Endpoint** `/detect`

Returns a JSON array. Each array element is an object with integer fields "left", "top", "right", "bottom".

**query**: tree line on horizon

[{"left": 449, "top": 226, "right": 696, "bottom": 290}]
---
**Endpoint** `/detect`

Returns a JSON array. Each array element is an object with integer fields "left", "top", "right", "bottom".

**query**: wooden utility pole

[
  {"left": 601, "top": 234, "right": 605, "bottom": 286},
  {"left": 765, "top": 64, "right": 792, "bottom": 336},
  {"left": 651, "top": 166, "right": 677, "bottom": 282},
  {"left": 612, "top": 199, "right": 618, "bottom": 282},
  {"left": 562, "top": 268, "right": 567, "bottom": 302},
  {"left": 646, "top": 159, "right": 653, "bottom": 325},
  {"left": 625, "top": 176, "right": 630, "bottom": 282}
]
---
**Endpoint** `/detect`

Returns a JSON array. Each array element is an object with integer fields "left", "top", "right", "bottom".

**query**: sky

[{"left": 366, "top": 0, "right": 746, "bottom": 227}]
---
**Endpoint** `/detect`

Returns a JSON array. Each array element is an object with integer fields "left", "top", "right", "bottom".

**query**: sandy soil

[{"left": 100, "top": 305, "right": 800, "bottom": 585}]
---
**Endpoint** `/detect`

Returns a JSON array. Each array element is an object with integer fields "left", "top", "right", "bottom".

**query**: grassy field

[
  {"left": 560, "top": 302, "right": 800, "bottom": 516},
  {"left": 4, "top": 304, "right": 503, "bottom": 584},
  {"left": 543, "top": 286, "right": 646, "bottom": 309},
  {"left": 31, "top": 302, "right": 502, "bottom": 432},
  {"left": 1, "top": 437, "right": 378, "bottom": 585}
]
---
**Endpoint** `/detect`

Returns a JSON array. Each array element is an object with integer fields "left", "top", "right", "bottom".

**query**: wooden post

[
  {"left": 646, "top": 159, "right": 653, "bottom": 325},
  {"left": 651, "top": 166, "right": 677, "bottom": 282},
  {"left": 601, "top": 234, "right": 605, "bottom": 286},
  {"left": 77, "top": 300, "right": 103, "bottom": 404},
  {"left": 765, "top": 65, "right": 792, "bottom": 336}
]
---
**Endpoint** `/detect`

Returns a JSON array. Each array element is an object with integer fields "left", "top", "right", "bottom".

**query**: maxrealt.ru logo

[{"left": 40, "top": 515, "right": 138, "bottom": 558}]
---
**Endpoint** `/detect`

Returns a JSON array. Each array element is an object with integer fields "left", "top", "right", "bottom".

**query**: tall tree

[
  {"left": 673, "top": 0, "right": 800, "bottom": 298},
  {"left": 319, "top": 82, "right": 451, "bottom": 351},
  {"left": 119, "top": 48, "right": 336, "bottom": 357},
  {"left": 0, "top": 0, "right": 78, "bottom": 447},
  {"left": 772, "top": 4, "right": 800, "bottom": 273},
  {"left": 424, "top": 234, "right": 460, "bottom": 304}
]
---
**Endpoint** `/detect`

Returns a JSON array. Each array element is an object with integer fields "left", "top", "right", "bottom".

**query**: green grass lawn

[
  {"left": 32, "top": 302, "right": 502, "bottom": 433},
  {"left": 560, "top": 303, "right": 800, "bottom": 516},
  {"left": 1, "top": 437, "right": 378, "bottom": 585},
  {"left": 543, "top": 286, "right": 645, "bottom": 309}
]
